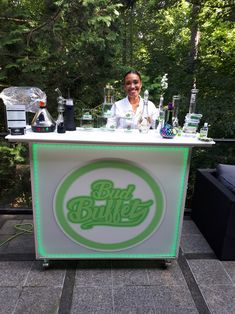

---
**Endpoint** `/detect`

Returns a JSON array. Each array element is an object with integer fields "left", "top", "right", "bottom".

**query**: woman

[{"left": 108, "top": 70, "right": 159, "bottom": 129}]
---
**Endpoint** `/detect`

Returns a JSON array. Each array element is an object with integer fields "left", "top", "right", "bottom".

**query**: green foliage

[
  {"left": 0, "top": 0, "right": 234, "bottom": 207},
  {"left": 0, "top": 142, "right": 31, "bottom": 207},
  {"left": 0, "top": 0, "right": 124, "bottom": 115}
]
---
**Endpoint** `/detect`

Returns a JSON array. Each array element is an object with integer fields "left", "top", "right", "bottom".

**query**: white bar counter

[
  {"left": 6, "top": 127, "right": 214, "bottom": 147},
  {"left": 6, "top": 128, "right": 214, "bottom": 266}
]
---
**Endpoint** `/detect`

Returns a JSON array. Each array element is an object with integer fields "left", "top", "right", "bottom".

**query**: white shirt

[{"left": 108, "top": 96, "right": 159, "bottom": 129}]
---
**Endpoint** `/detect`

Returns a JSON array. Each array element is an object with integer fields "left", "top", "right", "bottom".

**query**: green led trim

[
  {"left": 32, "top": 143, "right": 189, "bottom": 259},
  {"left": 170, "top": 148, "right": 189, "bottom": 255},
  {"left": 32, "top": 145, "right": 47, "bottom": 256},
  {"left": 38, "top": 252, "right": 175, "bottom": 259},
  {"left": 34, "top": 142, "right": 187, "bottom": 152}
]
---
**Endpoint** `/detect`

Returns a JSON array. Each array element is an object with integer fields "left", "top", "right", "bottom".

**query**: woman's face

[{"left": 124, "top": 73, "right": 142, "bottom": 99}]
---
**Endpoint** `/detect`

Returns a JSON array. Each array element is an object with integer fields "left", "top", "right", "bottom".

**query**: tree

[
  {"left": 0, "top": 0, "right": 124, "bottom": 114},
  {"left": 0, "top": 0, "right": 234, "bottom": 207}
]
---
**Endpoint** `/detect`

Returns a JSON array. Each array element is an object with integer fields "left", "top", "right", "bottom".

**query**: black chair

[{"left": 191, "top": 168, "right": 235, "bottom": 260}]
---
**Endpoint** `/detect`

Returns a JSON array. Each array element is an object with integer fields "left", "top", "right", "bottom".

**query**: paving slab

[
  {"left": 25, "top": 261, "right": 66, "bottom": 287},
  {"left": 148, "top": 259, "right": 187, "bottom": 286},
  {"left": 0, "top": 287, "right": 21, "bottom": 314},
  {"left": 0, "top": 219, "right": 23, "bottom": 235},
  {"left": 182, "top": 220, "right": 201, "bottom": 235},
  {"left": 0, "top": 219, "right": 32, "bottom": 234},
  {"left": 151, "top": 285, "right": 198, "bottom": 313},
  {"left": 199, "top": 285, "right": 235, "bottom": 314},
  {"left": 22, "top": 219, "right": 34, "bottom": 224},
  {"left": 0, "top": 261, "right": 32, "bottom": 286},
  {"left": 75, "top": 260, "right": 112, "bottom": 287},
  {"left": 0, "top": 235, "right": 10, "bottom": 252},
  {"left": 14, "top": 286, "right": 62, "bottom": 314},
  {"left": 6, "top": 234, "right": 35, "bottom": 253},
  {"left": 113, "top": 286, "right": 155, "bottom": 313},
  {"left": 222, "top": 261, "right": 235, "bottom": 283},
  {"left": 180, "top": 234, "right": 213, "bottom": 254},
  {"left": 112, "top": 262, "right": 149, "bottom": 287},
  {"left": 71, "top": 286, "right": 113, "bottom": 314},
  {"left": 0, "top": 214, "right": 234, "bottom": 314},
  {"left": 187, "top": 259, "right": 233, "bottom": 286}
]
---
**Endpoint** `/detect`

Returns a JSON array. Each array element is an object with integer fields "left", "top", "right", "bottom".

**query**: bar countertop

[{"left": 5, "top": 127, "right": 215, "bottom": 147}]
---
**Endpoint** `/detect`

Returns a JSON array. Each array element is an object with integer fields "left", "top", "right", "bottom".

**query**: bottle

[
  {"left": 200, "top": 122, "right": 208, "bottom": 138},
  {"left": 80, "top": 109, "right": 94, "bottom": 129},
  {"left": 138, "top": 90, "right": 151, "bottom": 133}
]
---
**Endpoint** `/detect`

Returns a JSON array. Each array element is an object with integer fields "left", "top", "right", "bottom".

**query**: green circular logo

[{"left": 54, "top": 160, "right": 165, "bottom": 251}]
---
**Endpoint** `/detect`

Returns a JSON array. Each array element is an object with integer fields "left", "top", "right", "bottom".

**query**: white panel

[{"left": 31, "top": 144, "right": 189, "bottom": 259}]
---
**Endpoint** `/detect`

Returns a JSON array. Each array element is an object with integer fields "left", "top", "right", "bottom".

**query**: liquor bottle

[{"left": 138, "top": 90, "right": 151, "bottom": 133}]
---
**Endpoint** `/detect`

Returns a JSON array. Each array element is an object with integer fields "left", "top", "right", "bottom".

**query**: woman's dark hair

[{"left": 123, "top": 70, "right": 142, "bottom": 82}]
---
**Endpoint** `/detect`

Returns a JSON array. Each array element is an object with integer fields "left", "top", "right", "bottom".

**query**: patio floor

[{"left": 0, "top": 214, "right": 234, "bottom": 314}]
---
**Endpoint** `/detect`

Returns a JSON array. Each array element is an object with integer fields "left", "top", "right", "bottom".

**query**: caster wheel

[
  {"left": 42, "top": 259, "right": 50, "bottom": 269},
  {"left": 161, "top": 259, "right": 172, "bottom": 269}
]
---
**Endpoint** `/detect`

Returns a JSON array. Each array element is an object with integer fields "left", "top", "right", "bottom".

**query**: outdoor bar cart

[{"left": 6, "top": 128, "right": 214, "bottom": 267}]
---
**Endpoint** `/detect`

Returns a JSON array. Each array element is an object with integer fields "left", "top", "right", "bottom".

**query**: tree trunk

[{"left": 122, "top": 15, "right": 127, "bottom": 65}]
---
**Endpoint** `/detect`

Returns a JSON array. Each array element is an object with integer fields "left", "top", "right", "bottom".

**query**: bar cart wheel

[
  {"left": 42, "top": 259, "right": 50, "bottom": 269},
  {"left": 162, "top": 259, "right": 172, "bottom": 269}
]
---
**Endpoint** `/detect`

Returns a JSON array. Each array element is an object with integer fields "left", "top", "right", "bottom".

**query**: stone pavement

[{"left": 0, "top": 214, "right": 234, "bottom": 314}]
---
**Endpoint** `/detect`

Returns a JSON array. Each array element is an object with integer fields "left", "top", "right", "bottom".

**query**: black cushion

[
  {"left": 217, "top": 164, "right": 235, "bottom": 194},
  {"left": 191, "top": 169, "right": 235, "bottom": 260}
]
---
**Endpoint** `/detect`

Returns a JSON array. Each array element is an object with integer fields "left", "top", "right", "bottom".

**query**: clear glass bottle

[
  {"left": 137, "top": 90, "right": 151, "bottom": 133},
  {"left": 200, "top": 122, "right": 208, "bottom": 138},
  {"left": 80, "top": 109, "right": 94, "bottom": 130}
]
